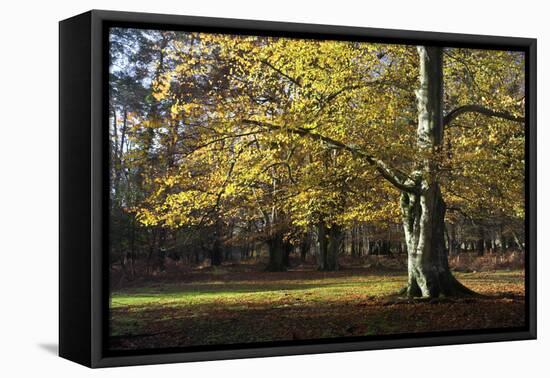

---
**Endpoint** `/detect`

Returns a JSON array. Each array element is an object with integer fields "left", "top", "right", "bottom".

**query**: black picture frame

[{"left": 59, "top": 9, "right": 537, "bottom": 368}]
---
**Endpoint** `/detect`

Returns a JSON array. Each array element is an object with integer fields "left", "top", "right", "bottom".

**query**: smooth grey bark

[{"left": 400, "top": 46, "right": 475, "bottom": 298}]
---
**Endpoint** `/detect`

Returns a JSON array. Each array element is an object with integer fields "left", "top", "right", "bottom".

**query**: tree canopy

[{"left": 108, "top": 28, "right": 525, "bottom": 293}]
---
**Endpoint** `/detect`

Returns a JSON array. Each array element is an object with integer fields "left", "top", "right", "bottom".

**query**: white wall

[{"left": 0, "top": 0, "right": 546, "bottom": 376}]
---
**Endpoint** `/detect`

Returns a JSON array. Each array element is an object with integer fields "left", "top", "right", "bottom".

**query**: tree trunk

[
  {"left": 401, "top": 186, "right": 472, "bottom": 297},
  {"left": 266, "top": 232, "right": 286, "bottom": 271},
  {"left": 210, "top": 238, "right": 222, "bottom": 266},
  {"left": 210, "top": 221, "right": 223, "bottom": 266},
  {"left": 476, "top": 226, "right": 486, "bottom": 256},
  {"left": 350, "top": 226, "right": 357, "bottom": 258},
  {"left": 300, "top": 233, "right": 310, "bottom": 262},
  {"left": 145, "top": 228, "right": 158, "bottom": 276},
  {"left": 317, "top": 222, "right": 328, "bottom": 270},
  {"left": 400, "top": 46, "right": 475, "bottom": 298},
  {"left": 128, "top": 217, "right": 136, "bottom": 280},
  {"left": 326, "top": 224, "right": 341, "bottom": 270},
  {"left": 512, "top": 231, "right": 525, "bottom": 252},
  {"left": 496, "top": 224, "right": 504, "bottom": 252},
  {"left": 318, "top": 222, "right": 340, "bottom": 271},
  {"left": 282, "top": 239, "right": 292, "bottom": 267}
]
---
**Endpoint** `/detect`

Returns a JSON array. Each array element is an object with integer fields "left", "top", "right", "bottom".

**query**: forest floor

[{"left": 109, "top": 265, "right": 525, "bottom": 351}]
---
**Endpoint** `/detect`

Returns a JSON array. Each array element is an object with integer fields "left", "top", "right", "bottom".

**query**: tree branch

[
  {"left": 321, "top": 79, "right": 412, "bottom": 109},
  {"left": 242, "top": 119, "right": 417, "bottom": 193},
  {"left": 260, "top": 59, "right": 302, "bottom": 87},
  {"left": 173, "top": 130, "right": 267, "bottom": 156},
  {"left": 443, "top": 104, "right": 524, "bottom": 126}
]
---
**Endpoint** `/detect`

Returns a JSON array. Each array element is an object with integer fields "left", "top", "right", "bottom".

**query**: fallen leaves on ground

[{"left": 109, "top": 268, "right": 525, "bottom": 350}]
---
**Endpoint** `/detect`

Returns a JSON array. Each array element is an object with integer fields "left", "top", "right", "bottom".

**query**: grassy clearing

[
  {"left": 109, "top": 269, "right": 525, "bottom": 350},
  {"left": 111, "top": 274, "right": 405, "bottom": 307}
]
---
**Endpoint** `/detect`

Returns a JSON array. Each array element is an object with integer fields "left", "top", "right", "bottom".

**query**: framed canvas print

[{"left": 59, "top": 10, "right": 536, "bottom": 368}]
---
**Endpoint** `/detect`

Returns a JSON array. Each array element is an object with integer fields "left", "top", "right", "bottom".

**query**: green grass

[
  {"left": 111, "top": 270, "right": 524, "bottom": 308},
  {"left": 111, "top": 273, "right": 406, "bottom": 309},
  {"left": 109, "top": 269, "right": 525, "bottom": 349}
]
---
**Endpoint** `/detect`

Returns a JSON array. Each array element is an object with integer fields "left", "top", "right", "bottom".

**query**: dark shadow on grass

[
  {"left": 115, "top": 275, "right": 407, "bottom": 296},
  {"left": 115, "top": 267, "right": 408, "bottom": 290}
]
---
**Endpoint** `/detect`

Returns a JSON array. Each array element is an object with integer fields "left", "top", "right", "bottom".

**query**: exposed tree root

[
  {"left": 392, "top": 275, "right": 484, "bottom": 300},
  {"left": 443, "top": 275, "right": 483, "bottom": 298}
]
